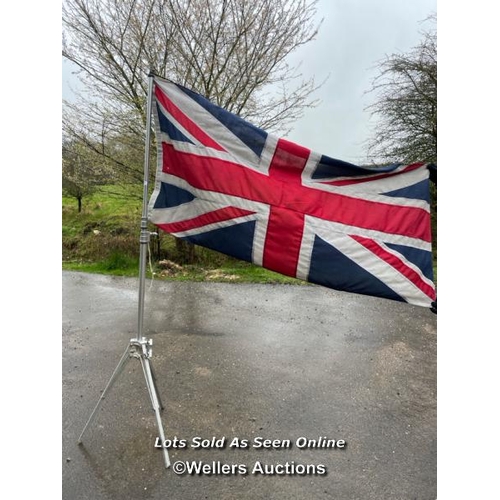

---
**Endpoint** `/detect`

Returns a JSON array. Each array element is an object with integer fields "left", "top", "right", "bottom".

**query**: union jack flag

[{"left": 148, "top": 76, "right": 436, "bottom": 307}]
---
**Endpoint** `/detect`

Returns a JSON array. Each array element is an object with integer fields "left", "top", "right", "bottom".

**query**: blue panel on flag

[
  {"left": 312, "top": 156, "right": 397, "bottom": 179},
  {"left": 383, "top": 179, "right": 430, "bottom": 202},
  {"left": 178, "top": 85, "right": 268, "bottom": 158},
  {"left": 156, "top": 104, "right": 194, "bottom": 144},
  {"left": 308, "top": 236, "right": 404, "bottom": 302},
  {"left": 183, "top": 221, "right": 256, "bottom": 263},
  {"left": 153, "top": 182, "right": 195, "bottom": 209},
  {"left": 385, "top": 243, "right": 434, "bottom": 281}
]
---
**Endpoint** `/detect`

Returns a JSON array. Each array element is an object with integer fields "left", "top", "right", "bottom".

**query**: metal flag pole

[{"left": 78, "top": 72, "right": 171, "bottom": 469}]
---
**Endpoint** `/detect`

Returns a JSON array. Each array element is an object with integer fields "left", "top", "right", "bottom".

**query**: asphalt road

[{"left": 62, "top": 271, "right": 437, "bottom": 500}]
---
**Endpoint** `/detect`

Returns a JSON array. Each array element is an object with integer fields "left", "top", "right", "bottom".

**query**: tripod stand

[
  {"left": 77, "top": 334, "right": 170, "bottom": 468},
  {"left": 77, "top": 73, "right": 170, "bottom": 469}
]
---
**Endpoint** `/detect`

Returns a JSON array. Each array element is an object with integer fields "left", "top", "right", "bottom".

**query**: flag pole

[
  {"left": 137, "top": 72, "right": 155, "bottom": 342},
  {"left": 134, "top": 70, "right": 170, "bottom": 467},
  {"left": 77, "top": 72, "right": 171, "bottom": 469}
]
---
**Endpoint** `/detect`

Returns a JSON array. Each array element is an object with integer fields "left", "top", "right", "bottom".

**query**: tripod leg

[
  {"left": 148, "top": 360, "right": 164, "bottom": 411},
  {"left": 78, "top": 344, "right": 131, "bottom": 444},
  {"left": 140, "top": 356, "right": 171, "bottom": 468},
  {"left": 140, "top": 354, "right": 155, "bottom": 406}
]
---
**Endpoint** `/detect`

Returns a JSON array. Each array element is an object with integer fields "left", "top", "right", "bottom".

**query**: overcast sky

[
  {"left": 62, "top": 0, "right": 436, "bottom": 164},
  {"left": 285, "top": 0, "right": 436, "bottom": 162}
]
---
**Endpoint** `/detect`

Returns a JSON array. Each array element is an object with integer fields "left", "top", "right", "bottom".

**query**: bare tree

[
  {"left": 365, "top": 15, "right": 436, "bottom": 164},
  {"left": 62, "top": 139, "right": 111, "bottom": 212},
  {"left": 62, "top": 0, "right": 322, "bottom": 134},
  {"left": 62, "top": 98, "right": 145, "bottom": 187}
]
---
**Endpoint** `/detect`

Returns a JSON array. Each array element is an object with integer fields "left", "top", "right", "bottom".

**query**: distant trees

[
  {"left": 63, "top": 138, "right": 117, "bottom": 211},
  {"left": 62, "top": 140, "right": 105, "bottom": 212},
  {"left": 365, "top": 15, "right": 436, "bottom": 164}
]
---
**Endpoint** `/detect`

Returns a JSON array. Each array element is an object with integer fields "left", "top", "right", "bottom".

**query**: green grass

[
  {"left": 63, "top": 254, "right": 303, "bottom": 284},
  {"left": 63, "top": 184, "right": 142, "bottom": 233},
  {"left": 63, "top": 259, "right": 139, "bottom": 276},
  {"left": 63, "top": 184, "right": 141, "bottom": 269},
  {"left": 152, "top": 259, "right": 304, "bottom": 284}
]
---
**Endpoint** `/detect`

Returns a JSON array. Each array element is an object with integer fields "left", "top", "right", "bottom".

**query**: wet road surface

[{"left": 62, "top": 271, "right": 436, "bottom": 500}]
